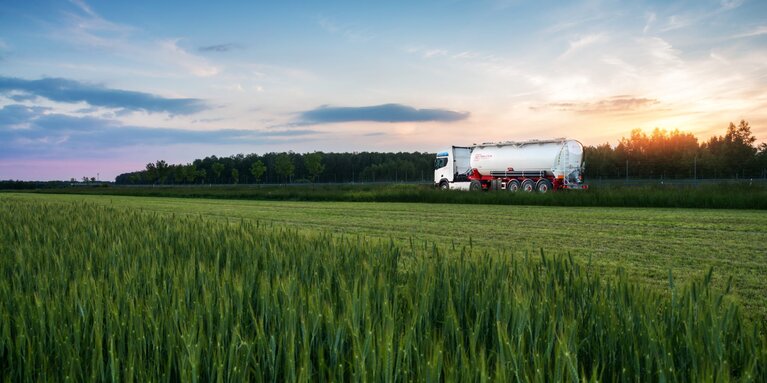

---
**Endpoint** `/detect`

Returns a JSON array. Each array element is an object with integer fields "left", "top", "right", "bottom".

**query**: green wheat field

[{"left": 1, "top": 193, "right": 765, "bottom": 381}]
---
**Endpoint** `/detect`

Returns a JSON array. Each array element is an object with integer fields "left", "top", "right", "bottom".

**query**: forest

[{"left": 113, "top": 120, "right": 767, "bottom": 184}]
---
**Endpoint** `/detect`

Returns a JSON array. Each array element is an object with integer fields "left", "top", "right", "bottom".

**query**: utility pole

[
  {"left": 625, "top": 159, "right": 629, "bottom": 182},
  {"left": 693, "top": 156, "right": 697, "bottom": 180}
]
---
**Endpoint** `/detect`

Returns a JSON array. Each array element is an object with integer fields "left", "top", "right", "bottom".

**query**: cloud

[
  {"left": 298, "top": 104, "right": 469, "bottom": 124},
  {"left": 0, "top": 104, "right": 320, "bottom": 158},
  {"left": 69, "top": 0, "right": 97, "bottom": 17},
  {"left": 0, "top": 76, "right": 208, "bottom": 114},
  {"left": 532, "top": 96, "right": 660, "bottom": 114},
  {"left": 0, "top": 104, "right": 51, "bottom": 129},
  {"left": 639, "top": 37, "right": 682, "bottom": 67},
  {"left": 559, "top": 34, "right": 606, "bottom": 59},
  {"left": 660, "top": 1, "right": 744, "bottom": 33},
  {"left": 198, "top": 43, "right": 240, "bottom": 53},
  {"left": 643, "top": 12, "right": 656, "bottom": 34},
  {"left": 423, "top": 49, "right": 449, "bottom": 58},
  {"left": 56, "top": 1, "right": 218, "bottom": 77},
  {"left": 731, "top": 25, "right": 767, "bottom": 39},
  {"left": 720, "top": 0, "right": 744, "bottom": 11},
  {"left": 660, "top": 14, "right": 695, "bottom": 32},
  {"left": 158, "top": 40, "right": 219, "bottom": 77},
  {"left": 317, "top": 15, "right": 375, "bottom": 43},
  {"left": 62, "top": 0, "right": 135, "bottom": 47}
]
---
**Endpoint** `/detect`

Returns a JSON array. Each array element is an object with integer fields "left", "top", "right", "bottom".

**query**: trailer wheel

[
  {"left": 521, "top": 179, "right": 535, "bottom": 192},
  {"left": 536, "top": 179, "right": 553, "bottom": 193},
  {"left": 469, "top": 180, "right": 482, "bottom": 191},
  {"left": 507, "top": 180, "right": 520, "bottom": 192}
]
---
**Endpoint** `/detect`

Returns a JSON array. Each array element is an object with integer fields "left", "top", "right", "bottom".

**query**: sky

[{"left": 1, "top": 0, "right": 766, "bottom": 181}]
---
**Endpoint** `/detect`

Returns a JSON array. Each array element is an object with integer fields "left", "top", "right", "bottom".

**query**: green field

[
  {"left": 1, "top": 193, "right": 766, "bottom": 381},
  {"left": 22, "top": 181, "right": 767, "bottom": 209},
  {"left": 5, "top": 192, "right": 767, "bottom": 319}
]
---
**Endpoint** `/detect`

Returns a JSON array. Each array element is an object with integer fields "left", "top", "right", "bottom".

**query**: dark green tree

[
  {"left": 155, "top": 160, "right": 169, "bottom": 184},
  {"left": 304, "top": 152, "right": 325, "bottom": 182},
  {"left": 250, "top": 160, "right": 266, "bottom": 183},
  {"left": 274, "top": 153, "right": 295, "bottom": 183},
  {"left": 211, "top": 162, "right": 225, "bottom": 183},
  {"left": 755, "top": 143, "right": 767, "bottom": 178},
  {"left": 184, "top": 164, "right": 198, "bottom": 184},
  {"left": 584, "top": 143, "right": 619, "bottom": 178},
  {"left": 724, "top": 120, "right": 757, "bottom": 177},
  {"left": 145, "top": 162, "right": 158, "bottom": 183}
]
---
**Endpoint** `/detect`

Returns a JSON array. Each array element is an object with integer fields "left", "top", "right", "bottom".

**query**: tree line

[
  {"left": 114, "top": 120, "right": 766, "bottom": 185},
  {"left": 585, "top": 120, "right": 767, "bottom": 179},
  {"left": 115, "top": 152, "right": 436, "bottom": 185}
]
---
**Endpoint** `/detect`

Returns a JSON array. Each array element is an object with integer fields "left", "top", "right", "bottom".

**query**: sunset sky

[{"left": 1, "top": 0, "right": 766, "bottom": 181}]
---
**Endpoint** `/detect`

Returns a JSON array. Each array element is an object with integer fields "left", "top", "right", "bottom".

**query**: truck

[{"left": 433, "top": 138, "right": 587, "bottom": 192}]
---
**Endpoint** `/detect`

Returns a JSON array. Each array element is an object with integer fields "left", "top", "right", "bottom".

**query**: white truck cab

[{"left": 434, "top": 146, "right": 472, "bottom": 190}]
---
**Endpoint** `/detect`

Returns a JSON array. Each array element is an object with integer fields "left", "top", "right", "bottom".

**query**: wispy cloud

[
  {"left": 0, "top": 76, "right": 208, "bottom": 114},
  {"left": 407, "top": 46, "right": 481, "bottom": 60},
  {"left": 660, "top": 1, "right": 745, "bottom": 32},
  {"left": 0, "top": 104, "right": 320, "bottom": 158},
  {"left": 56, "top": 1, "right": 218, "bottom": 77},
  {"left": 559, "top": 34, "right": 606, "bottom": 59},
  {"left": 643, "top": 12, "right": 656, "bottom": 34},
  {"left": 298, "top": 104, "right": 469, "bottom": 124},
  {"left": 542, "top": 14, "right": 612, "bottom": 35},
  {"left": 198, "top": 43, "right": 241, "bottom": 53},
  {"left": 731, "top": 25, "right": 767, "bottom": 39},
  {"left": 158, "top": 39, "right": 219, "bottom": 77},
  {"left": 719, "top": 0, "right": 745, "bottom": 11},
  {"left": 423, "top": 49, "right": 449, "bottom": 59},
  {"left": 638, "top": 37, "right": 682, "bottom": 67},
  {"left": 317, "top": 15, "right": 376, "bottom": 43},
  {"left": 61, "top": 0, "right": 135, "bottom": 47},
  {"left": 660, "top": 14, "right": 695, "bottom": 32},
  {"left": 532, "top": 96, "right": 660, "bottom": 114},
  {"left": 69, "top": 0, "right": 97, "bottom": 17}
]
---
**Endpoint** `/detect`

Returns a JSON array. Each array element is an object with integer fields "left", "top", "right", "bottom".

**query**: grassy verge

[
  {"left": 1, "top": 197, "right": 765, "bottom": 381},
  {"left": 9, "top": 181, "right": 767, "bottom": 209}
]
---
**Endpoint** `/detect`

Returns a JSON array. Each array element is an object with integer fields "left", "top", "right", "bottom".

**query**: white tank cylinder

[{"left": 470, "top": 139, "right": 583, "bottom": 178}]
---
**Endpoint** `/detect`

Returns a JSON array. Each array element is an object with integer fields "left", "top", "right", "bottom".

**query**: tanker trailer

[{"left": 434, "top": 138, "right": 587, "bottom": 192}]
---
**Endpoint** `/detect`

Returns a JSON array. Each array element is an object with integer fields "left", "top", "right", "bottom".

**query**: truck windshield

[{"left": 434, "top": 157, "right": 448, "bottom": 169}]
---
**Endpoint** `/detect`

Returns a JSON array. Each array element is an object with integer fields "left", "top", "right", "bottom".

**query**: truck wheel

[
  {"left": 439, "top": 181, "right": 449, "bottom": 190},
  {"left": 521, "top": 179, "right": 535, "bottom": 192},
  {"left": 536, "top": 179, "right": 553, "bottom": 193},
  {"left": 507, "top": 180, "right": 520, "bottom": 192},
  {"left": 469, "top": 180, "right": 482, "bottom": 191}
]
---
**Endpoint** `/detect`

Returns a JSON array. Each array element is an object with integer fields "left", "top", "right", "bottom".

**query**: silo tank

[{"left": 469, "top": 139, "right": 583, "bottom": 178}]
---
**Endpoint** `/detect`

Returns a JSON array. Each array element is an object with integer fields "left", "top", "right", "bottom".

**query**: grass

[
  {"left": 5, "top": 192, "right": 767, "bottom": 321},
  {"left": 16, "top": 181, "right": 767, "bottom": 209},
  {"left": 1, "top": 196, "right": 765, "bottom": 381}
]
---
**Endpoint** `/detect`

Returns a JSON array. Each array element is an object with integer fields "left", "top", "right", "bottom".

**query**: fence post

[{"left": 625, "top": 160, "right": 628, "bottom": 183}]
